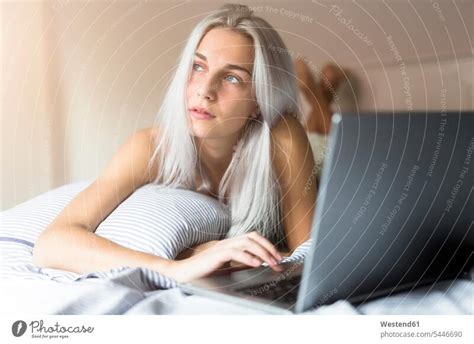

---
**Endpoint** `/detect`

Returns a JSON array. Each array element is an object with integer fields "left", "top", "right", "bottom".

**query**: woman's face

[{"left": 186, "top": 27, "right": 257, "bottom": 140}]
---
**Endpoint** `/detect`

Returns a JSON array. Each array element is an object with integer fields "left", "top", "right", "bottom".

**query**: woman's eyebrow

[{"left": 194, "top": 52, "right": 252, "bottom": 77}]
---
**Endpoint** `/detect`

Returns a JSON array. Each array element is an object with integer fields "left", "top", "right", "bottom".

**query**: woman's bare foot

[
  {"left": 320, "top": 63, "right": 348, "bottom": 103},
  {"left": 294, "top": 58, "right": 332, "bottom": 134}
]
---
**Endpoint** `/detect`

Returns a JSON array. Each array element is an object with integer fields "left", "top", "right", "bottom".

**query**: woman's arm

[
  {"left": 271, "top": 115, "right": 317, "bottom": 252},
  {"left": 35, "top": 226, "right": 173, "bottom": 274},
  {"left": 33, "top": 128, "right": 168, "bottom": 274},
  {"left": 33, "top": 128, "right": 284, "bottom": 282},
  {"left": 175, "top": 241, "right": 218, "bottom": 260}
]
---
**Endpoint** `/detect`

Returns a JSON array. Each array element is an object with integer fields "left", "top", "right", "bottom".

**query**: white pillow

[{"left": 307, "top": 132, "right": 328, "bottom": 181}]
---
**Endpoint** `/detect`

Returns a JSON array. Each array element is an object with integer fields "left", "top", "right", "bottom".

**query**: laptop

[{"left": 180, "top": 111, "right": 474, "bottom": 314}]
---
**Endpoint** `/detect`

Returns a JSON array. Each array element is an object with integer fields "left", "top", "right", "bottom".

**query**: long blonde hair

[{"left": 147, "top": 4, "right": 299, "bottom": 247}]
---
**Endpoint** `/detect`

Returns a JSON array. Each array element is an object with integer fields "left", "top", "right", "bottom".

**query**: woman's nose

[{"left": 198, "top": 75, "right": 218, "bottom": 101}]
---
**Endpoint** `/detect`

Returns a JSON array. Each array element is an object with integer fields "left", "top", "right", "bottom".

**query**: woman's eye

[
  {"left": 192, "top": 63, "right": 204, "bottom": 72},
  {"left": 225, "top": 75, "right": 241, "bottom": 84}
]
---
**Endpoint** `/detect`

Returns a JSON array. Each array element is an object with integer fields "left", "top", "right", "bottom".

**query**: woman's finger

[
  {"left": 239, "top": 237, "right": 279, "bottom": 267},
  {"left": 247, "top": 232, "right": 283, "bottom": 261}
]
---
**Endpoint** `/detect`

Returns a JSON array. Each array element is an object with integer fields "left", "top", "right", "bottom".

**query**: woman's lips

[{"left": 189, "top": 108, "right": 215, "bottom": 120}]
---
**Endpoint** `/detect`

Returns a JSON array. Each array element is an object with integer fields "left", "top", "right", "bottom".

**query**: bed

[{"left": 1, "top": 180, "right": 472, "bottom": 315}]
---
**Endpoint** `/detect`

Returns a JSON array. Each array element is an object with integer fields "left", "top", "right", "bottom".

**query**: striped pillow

[
  {"left": 94, "top": 184, "right": 231, "bottom": 259},
  {"left": 1, "top": 179, "right": 311, "bottom": 289},
  {"left": 1, "top": 181, "right": 93, "bottom": 254},
  {"left": 1, "top": 181, "right": 93, "bottom": 281},
  {"left": 0, "top": 180, "right": 231, "bottom": 274}
]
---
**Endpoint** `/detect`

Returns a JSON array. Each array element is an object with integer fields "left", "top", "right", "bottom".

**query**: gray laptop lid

[{"left": 296, "top": 111, "right": 473, "bottom": 313}]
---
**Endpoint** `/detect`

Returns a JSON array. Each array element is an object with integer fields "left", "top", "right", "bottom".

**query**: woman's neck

[{"left": 195, "top": 134, "right": 239, "bottom": 177}]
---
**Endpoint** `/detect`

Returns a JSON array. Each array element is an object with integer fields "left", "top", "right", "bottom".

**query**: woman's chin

[{"left": 189, "top": 126, "right": 215, "bottom": 139}]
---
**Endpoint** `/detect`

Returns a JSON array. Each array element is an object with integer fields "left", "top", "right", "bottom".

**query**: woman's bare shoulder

[
  {"left": 144, "top": 126, "right": 160, "bottom": 139},
  {"left": 135, "top": 126, "right": 161, "bottom": 183},
  {"left": 270, "top": 114, "right": 307, "bottom": 148}
]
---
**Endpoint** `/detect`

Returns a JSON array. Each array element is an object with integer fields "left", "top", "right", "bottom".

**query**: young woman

[{"left": 33, "top": 4, "right": 317, "bottom": 283}]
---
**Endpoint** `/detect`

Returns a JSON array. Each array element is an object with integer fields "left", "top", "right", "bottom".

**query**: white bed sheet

[{"left": 1, "top": 266, "right": 472, "bottom": 315}]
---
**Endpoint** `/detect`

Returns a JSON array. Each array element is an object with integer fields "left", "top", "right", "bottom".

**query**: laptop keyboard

[{"left": 235, "top": 274, "right": 302, "bottom": 304}]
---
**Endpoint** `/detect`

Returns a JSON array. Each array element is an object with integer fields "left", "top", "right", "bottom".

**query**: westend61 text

[{"left": 380, "top": 321, "right": 420, "bottom": 327}]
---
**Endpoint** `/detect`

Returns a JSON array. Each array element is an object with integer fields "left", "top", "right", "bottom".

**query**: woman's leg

[
  {"left": 294, "top": 58, "right": 347, "bottom": 135},
  {"left": 320, "top": 63, "right": 347, "bottom": 103}
]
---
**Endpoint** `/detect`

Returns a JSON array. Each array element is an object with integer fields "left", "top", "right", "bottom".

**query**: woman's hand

[{"left": 164, "top": 231, "right": 285, "bottom": 283}]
